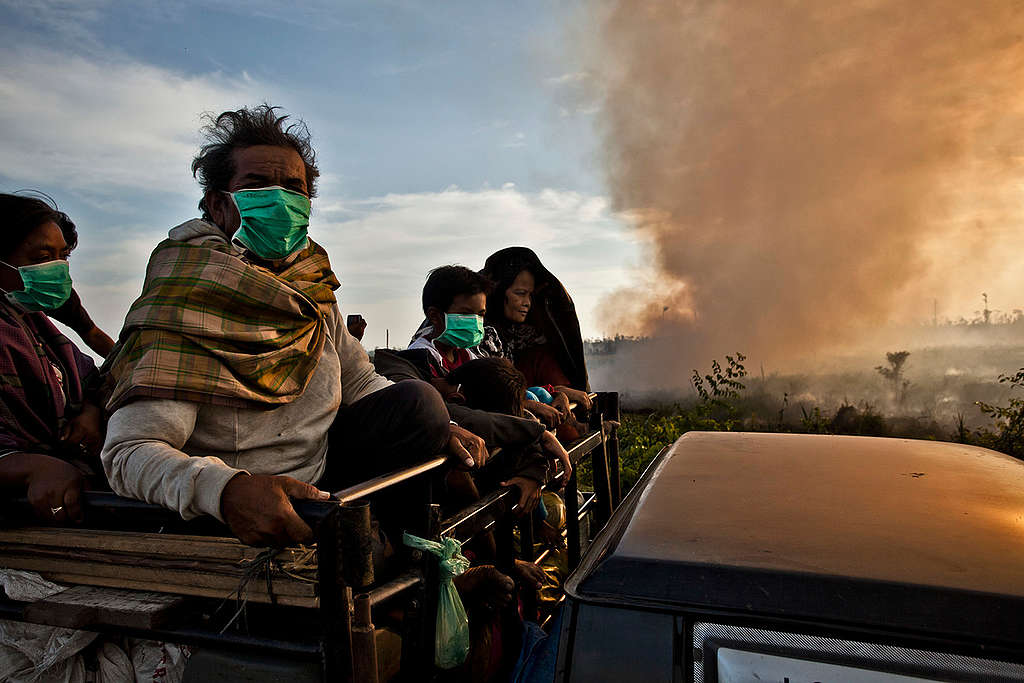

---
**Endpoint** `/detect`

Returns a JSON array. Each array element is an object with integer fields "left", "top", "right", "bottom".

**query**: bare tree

[{"left": 876, "top": 351, "right": 911, "bottom": 406}]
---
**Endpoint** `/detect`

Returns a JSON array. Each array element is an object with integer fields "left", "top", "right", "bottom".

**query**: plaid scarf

[
  {"left": 0, "top": 302, "right": 96, "bottom": 456},
  {"left": 103, "top": 220, "right": 340, "bottom": 411}
]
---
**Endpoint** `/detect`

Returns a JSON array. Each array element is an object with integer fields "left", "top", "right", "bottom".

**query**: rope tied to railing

[{"left": 402, "top": 532, "right": 471, "bottom": 669}]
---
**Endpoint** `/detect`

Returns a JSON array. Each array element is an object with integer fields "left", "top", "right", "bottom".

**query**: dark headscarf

[{"left": 481, "top": 247, "right": 589, "bottom": 391}]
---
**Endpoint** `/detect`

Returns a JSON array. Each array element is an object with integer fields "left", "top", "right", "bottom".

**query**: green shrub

[{"left": 973, "top": 368, "right": 1024, "bottom": 459}]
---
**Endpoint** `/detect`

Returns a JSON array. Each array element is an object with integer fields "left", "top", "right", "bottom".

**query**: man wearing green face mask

[
  {"left": 226, "top": 185, "right": 311, "bottom": 261},
  {"left": 101, "top": 105, "right": 488, "bottom": 547}
]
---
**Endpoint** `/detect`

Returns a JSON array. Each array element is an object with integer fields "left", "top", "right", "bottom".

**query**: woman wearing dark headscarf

[
  {"left": 481, "top": 247, "right": 592, "bottom": 412},
  {"left": 0, "top": 194, "right": 105, "bottom": 523}
]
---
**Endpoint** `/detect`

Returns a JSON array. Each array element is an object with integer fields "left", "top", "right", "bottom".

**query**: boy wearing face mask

[
  {"left": 394, "top": 266, "right": 567, "bottom": 506},
  {"left": 407, "top": 265, "right": 497, "bottom": 387}
]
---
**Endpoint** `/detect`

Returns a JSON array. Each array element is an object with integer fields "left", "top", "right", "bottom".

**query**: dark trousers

[{"left": 322, "top": 380, "right": 451, "bottom": 538}]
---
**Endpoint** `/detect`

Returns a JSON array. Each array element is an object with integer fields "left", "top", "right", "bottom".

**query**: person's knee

[{"left": 394, "top": 379, "right": 450, "bottom": 450}]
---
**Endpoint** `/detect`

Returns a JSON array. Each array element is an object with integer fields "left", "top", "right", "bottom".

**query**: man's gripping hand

[
  {"left": 540, "top": 430, "right": 572, "bottom": 487},
  {"left": 447, "top": 424, "right": 487, "bottom": 469},
  {"left": 220, "top": 473, "right": 330, "bottom": 546}
]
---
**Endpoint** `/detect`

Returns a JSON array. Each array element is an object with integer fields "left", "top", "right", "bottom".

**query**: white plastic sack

[
  {"left": 0, "top": 570, "right": 188, "bottom": 683},
  {"left": 0, "top": 569, "right": 98, "bottom": 683},
  {"left": 128, "top": 639, "right": 190, "bottom": 683}
]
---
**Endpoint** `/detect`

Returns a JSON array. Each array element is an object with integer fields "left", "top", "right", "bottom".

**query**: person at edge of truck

[
  {"left": 47, "top": 209, "right": 116, "bottom": 358},
  {"left": 380, "top": 338, "right": 552, "bottom": 681},
  {"left": 481, "top": 247, "right": 592, "bottom": 440},
  {"left": 100, "top": 104, "right": 487, "bottom": 547},
  {"left": 0, "top": 193, "right": 107, "bottom": 524},
  {"left": 445, "top": 357, "right": 560, "bottom": 681},
  {"left": 409, "top": 264, "right": 569, "bottom": 430},
  {"left": 447, "top": 359, "right": 570, "bottom": 601},
  {"left": 394, "top": 265, "right": 573, "bottom": 495}
]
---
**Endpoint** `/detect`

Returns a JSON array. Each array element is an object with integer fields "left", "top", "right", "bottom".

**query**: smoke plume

[{"left": 589, "top": 1, "right": 1024, "bottom": 383}]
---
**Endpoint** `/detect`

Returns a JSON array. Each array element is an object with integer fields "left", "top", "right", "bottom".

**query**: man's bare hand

[
  {"left": 24, "top": 454, "right": 84, "bottom": 524},
  {"left": 550, "top": 392, "right": 572, "bottom": 422},
  {"left": 501, "top": 475, "right": 542, "bottom": 516},
  {"left": 540, "top": 430, "right": 572, "bottom": 487},
  {"left": 537, "top": 519, "right": 566, "bottom": 549},
  {"left": 525, "top": 400, "right": 562, "bottom": 429},
  {"left": 447, "top": 424, "right": 487, "bottom": 469},
  {"left": 555, "top": 386, "right": 592, "bottom": 412},
  {"left": 513, "top": 559, "right": 546, "bottom": 589},
  {"left": 220, "top": 473, "right": 329, "bottom": 546},
  {"left": 60, "top": 402, "right": 104, "bottom": 457}
]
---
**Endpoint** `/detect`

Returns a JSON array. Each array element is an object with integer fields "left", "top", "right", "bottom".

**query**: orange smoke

[{"left": 590, "top": 1, "right": 1024, "bottom": 378}]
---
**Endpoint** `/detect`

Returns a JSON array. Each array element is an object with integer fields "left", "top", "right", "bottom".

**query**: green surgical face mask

[
  {"left": 436, "top": 313, "right": 484, "bottom": 349},
  {"left": 1, "top": 259, "right": 72, "bottom": 311},
  {"left": 228, "top": 186, "right": 311, "bottom": 260}
]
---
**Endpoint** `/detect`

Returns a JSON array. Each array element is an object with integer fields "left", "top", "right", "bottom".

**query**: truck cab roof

[{"left": 568, "top": 431, "right": 1024, "bottom": 646}]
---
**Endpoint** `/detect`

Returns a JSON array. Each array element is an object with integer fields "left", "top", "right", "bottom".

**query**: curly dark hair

[
  {"left": 446, "top": 357, "right": 526, "bottom": 417},
  {"left": 0, "top": 192, "right": 74, "bottom": 259},
  {"left": 191, "top": 104, "right": 320, "bottom": 217},
  {"left": 422, "top": 265, "right": 494, "bottom": 315}
]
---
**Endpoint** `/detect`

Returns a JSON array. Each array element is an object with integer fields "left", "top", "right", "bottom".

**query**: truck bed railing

[{"left": 0, "top": 391, "right": 622, "bottom": 683}]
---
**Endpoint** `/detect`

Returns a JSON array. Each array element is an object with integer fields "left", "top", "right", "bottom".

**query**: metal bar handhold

[
  {"left": 352, "top": 593, "right": 379, "bottom": 683},
  {"left": 519, "top": 509, "right": 539, "bottom": 622},
  {"left": 590, "top": 416, "right": 614, "bottom": 528},
  {"left": 317, "top": 506, "right": 355, "bottom": 683},
  {"left": 365, "top": 571, "right": 423, "bottom": 607},
  {"left": 565, "top": 470, "right": 581, "bottom": 568},
  {"left": 421, "top": 504, "right": 442, "bottom": 670},
  {"left": 539, "top": 595, "right": 567, "bottom": 630},
  {"left": 333, "top": 457, "right": 447, "bottom": 503},
  {"left": 600, "top": 392, "right": 622, "bottom": 507},
  {"left": 339, "top": 501, "right": 374, "bottom": 589},
  {"left": 440, "top": 487, "right": 516, "bottom": 540},
  {"left": 577, "top": 493, "right": 597, "bottom": 520},
  {"left": 566, "top": 432, "right": 603, "bottom": 465},
  {"left": 519, "top": 510, "right": 536, "bottom": 562}
]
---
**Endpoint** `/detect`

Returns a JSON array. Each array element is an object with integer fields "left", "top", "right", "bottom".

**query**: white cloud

[
  {"left": 310, "top": 185, "right": 640, "bottom": 348},
  {"left": 544, "top": 71, "right": 588, "bottom": 87},
  {"left": 0, "top": 46, "right": 271, "bottom": 198},
  {"left": 502, "top": 131, "right": 527, "bottom": 148}
]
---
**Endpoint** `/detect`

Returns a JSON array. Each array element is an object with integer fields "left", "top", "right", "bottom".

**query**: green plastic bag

[{"left": 403, "top": 532, "right": 472, "bottom": 669}]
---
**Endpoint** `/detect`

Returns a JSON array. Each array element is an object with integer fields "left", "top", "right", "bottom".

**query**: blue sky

[{"left": 0, "top": 0, "right": 641, "bottom": 351}]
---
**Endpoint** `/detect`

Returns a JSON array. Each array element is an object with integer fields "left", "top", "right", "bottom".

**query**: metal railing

[{"left": 0, "top": 391, "right": 622, "bottom": 683}]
